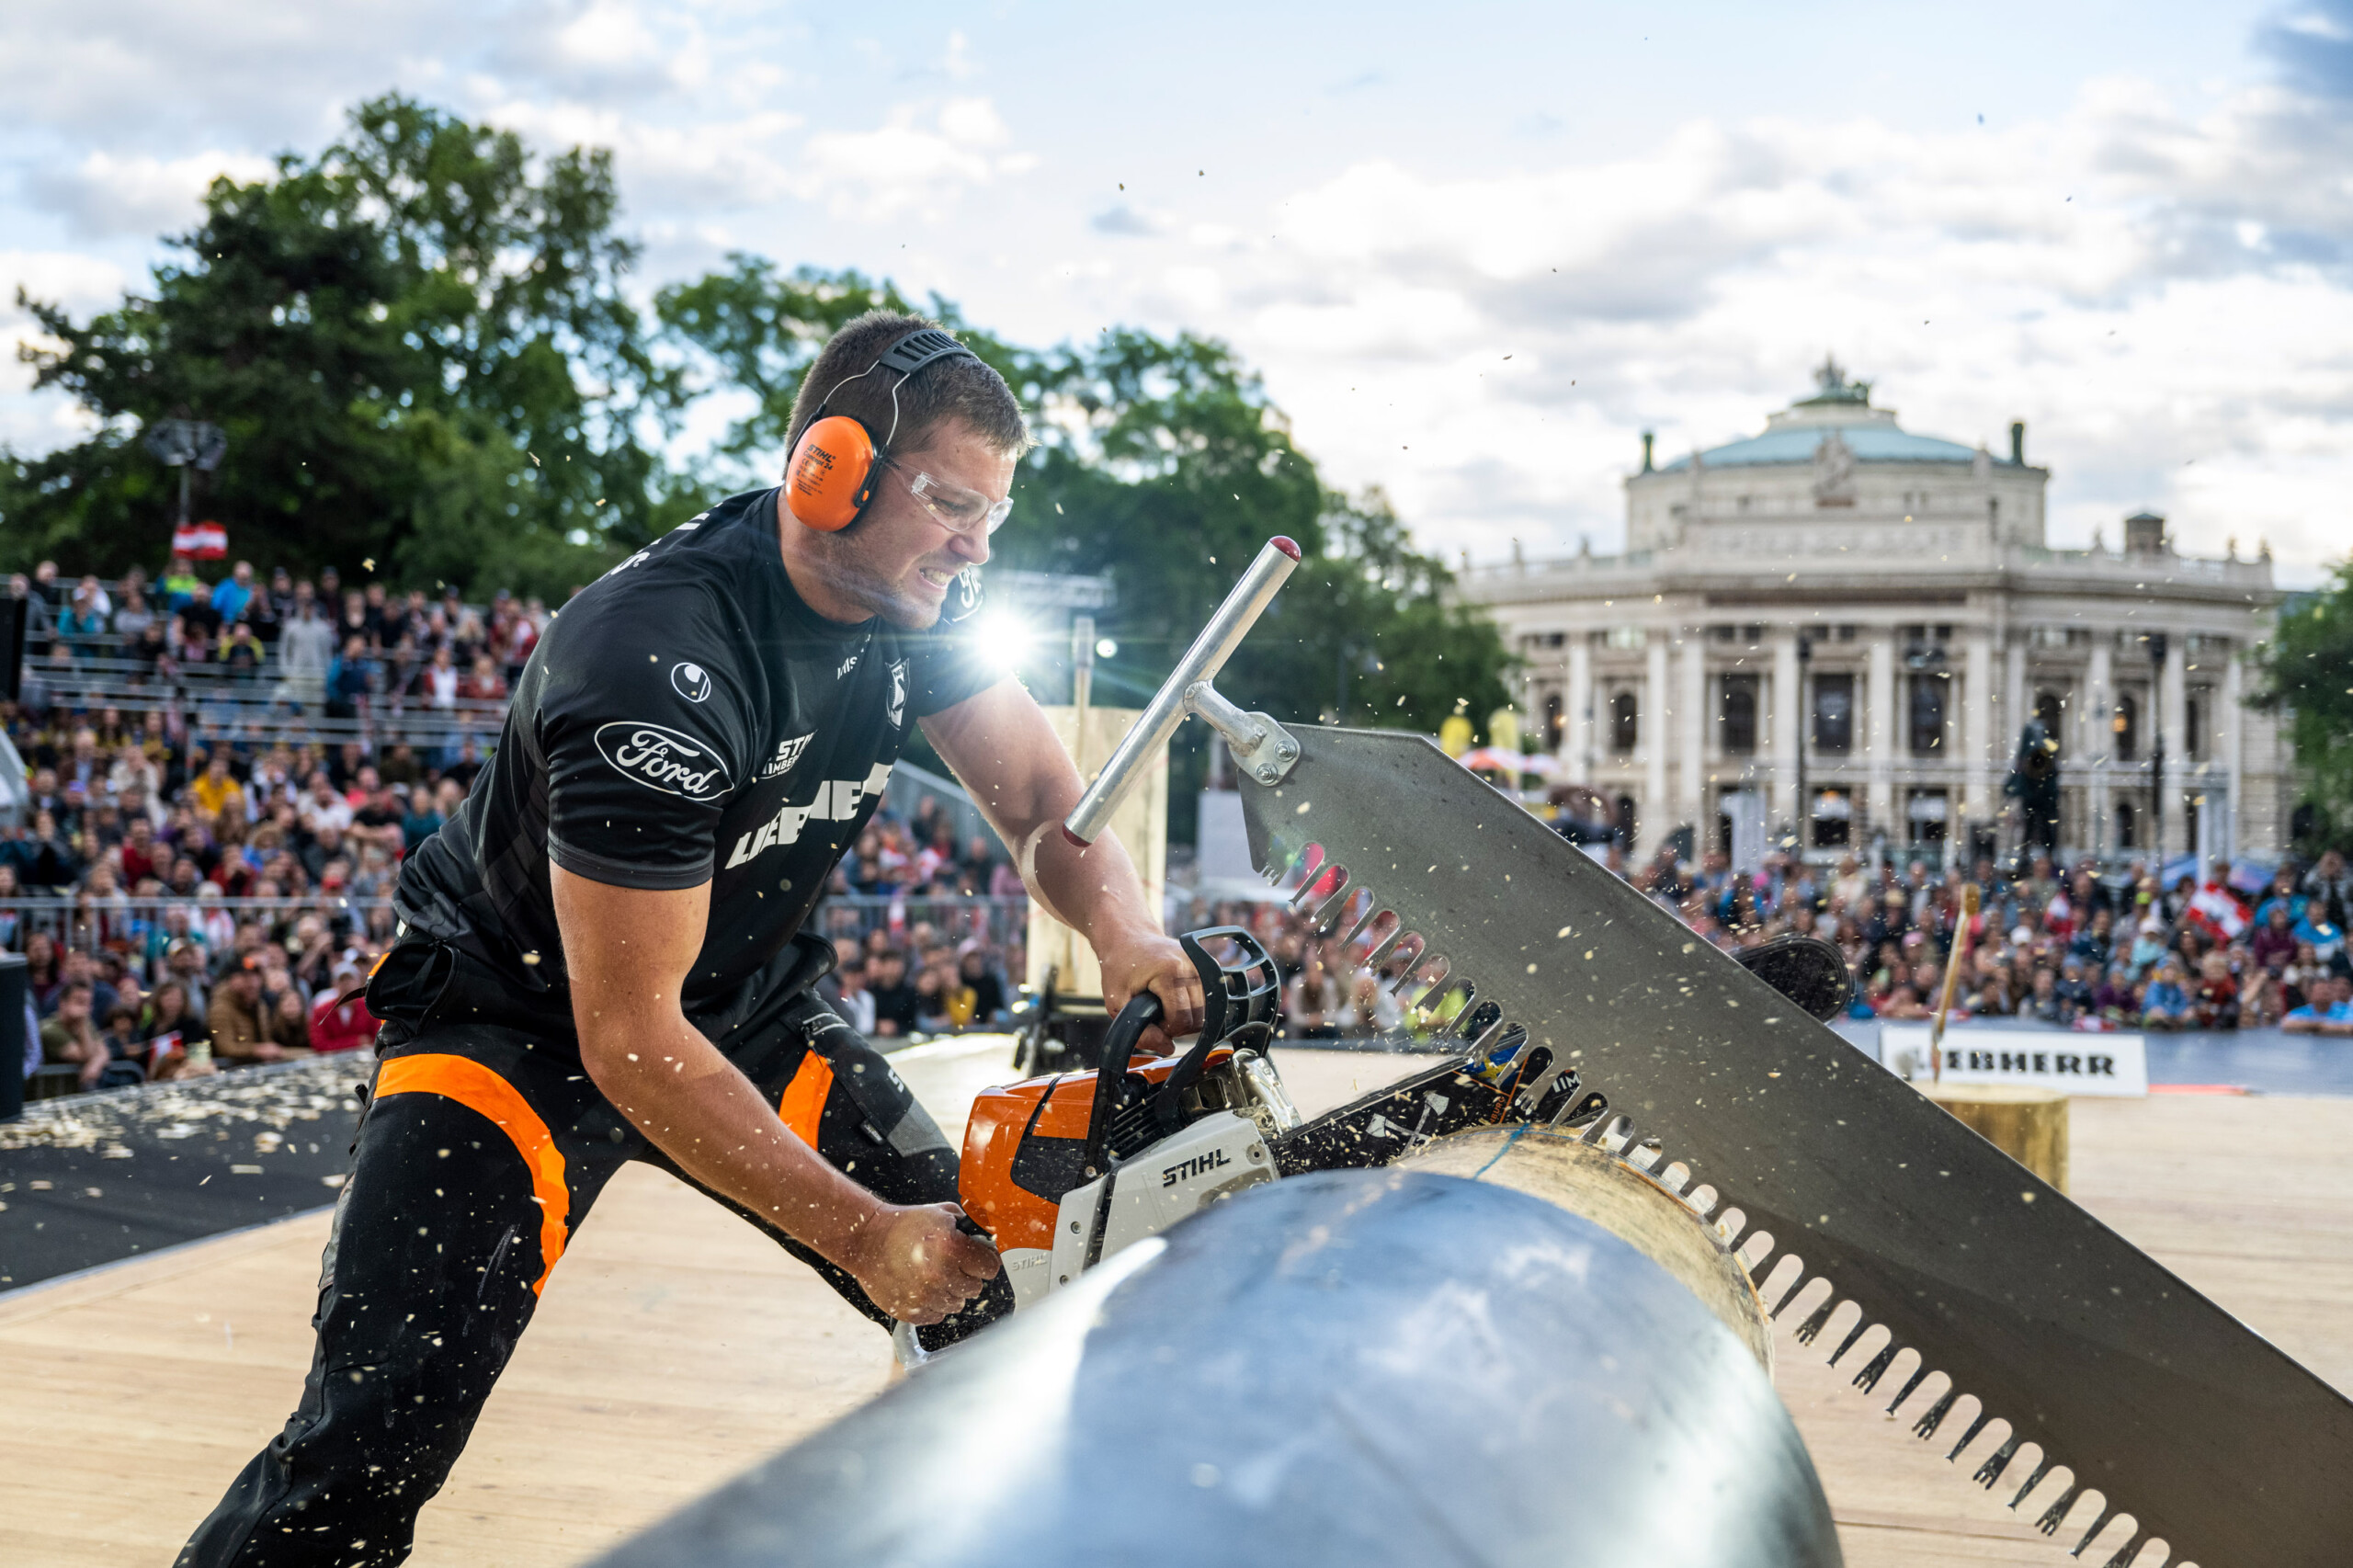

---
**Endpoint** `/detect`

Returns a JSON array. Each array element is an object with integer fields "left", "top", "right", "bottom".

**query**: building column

[
  {"left": 1771, "top": 630, "right": 1802, "bottom": 837},
  {"left": 2222, "top": 651, "right": 2244, "bottom": 866},
  {"left": 1963, "top": 628, "right": 1995, "bottom": 834},
  {"left": 1565, "top": 637, "right": 1593, "bottom": 786},
  {"left": 1677, "top": 630, "right": 1707, "bottom": 844},
  {"left": 2161, "top": 637, "right": 2188, "bottom": 859},
  {"left": 2086, "top": 638, "right": 2112, "bottom": 861},
  {"left": 2004, "top": 636, "right": 2028, "bottom": 757},
  {"left": 1643, "top": 631, "right": 1669, "bottom": 856},
  {"left": 1867, "top": 628, "right": 1895, "bottom": 854}
]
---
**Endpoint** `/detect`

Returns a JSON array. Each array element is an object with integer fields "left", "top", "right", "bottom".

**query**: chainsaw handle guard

[
  {"left": 1151, "top": 927, "right": 1283, "bottom": 1133},
  {"left": 1063, "top": 537, "right": 1300, "bottom": 846},
  {"left": 1083, "top": 992, "right": 1165, "bottom": 1177}
]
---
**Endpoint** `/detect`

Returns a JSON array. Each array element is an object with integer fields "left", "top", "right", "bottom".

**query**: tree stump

[{"left": 1916, "top": 1082, "right": 2069, "bottom": 1193}]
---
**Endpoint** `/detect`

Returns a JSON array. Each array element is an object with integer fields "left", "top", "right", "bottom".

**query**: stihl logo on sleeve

[{"left": 722, "top": 763, "right": 894, "bottom": 869}]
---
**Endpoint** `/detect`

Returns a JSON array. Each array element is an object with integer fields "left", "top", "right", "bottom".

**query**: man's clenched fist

[{"left": 844, "top": 1202, "right": 1002, "bottom": 1324}]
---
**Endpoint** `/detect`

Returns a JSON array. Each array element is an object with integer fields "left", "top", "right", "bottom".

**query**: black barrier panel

[
  {"left": 593, "top": 1169, "right": 1837, "bottom": 1568},
  {"left": 0, "top": 953, "right": 23, "bottom": 1121}
]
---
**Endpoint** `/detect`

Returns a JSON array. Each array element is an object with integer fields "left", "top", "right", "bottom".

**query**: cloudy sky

[{"left": 6, "top": 0, "right": 2352, "bottom": 583}]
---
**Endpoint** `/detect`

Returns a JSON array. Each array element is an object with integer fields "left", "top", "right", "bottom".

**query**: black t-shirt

[{"left": 391, "top": 487, "right": 998, "bottom": 1042}]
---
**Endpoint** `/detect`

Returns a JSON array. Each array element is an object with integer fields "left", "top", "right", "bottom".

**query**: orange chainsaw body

[{"left": 960, "top": 1048, "right": 1238, "bottom": 1254}]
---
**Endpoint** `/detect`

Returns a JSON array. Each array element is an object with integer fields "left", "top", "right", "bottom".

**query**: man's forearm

[
  {"left": 1027, "top": 818, "right": 1161, "bottom": 949},
  {"left": 581, "top": 1010, "right": 883, "bottom": 1267}
]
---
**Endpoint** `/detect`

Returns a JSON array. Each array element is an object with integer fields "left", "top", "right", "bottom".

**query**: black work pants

[{"left": 179, "top": 988, "right": 1006, "bottom": 1567}]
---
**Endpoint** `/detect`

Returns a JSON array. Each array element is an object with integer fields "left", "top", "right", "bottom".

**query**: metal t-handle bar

[{"left": 1062, "top": 536, "right": 1301, "bottom": 846}]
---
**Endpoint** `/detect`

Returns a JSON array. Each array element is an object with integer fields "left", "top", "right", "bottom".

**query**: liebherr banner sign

[{"left": 1877, "top": 1025, "right": 2151, "bottom": 1097}]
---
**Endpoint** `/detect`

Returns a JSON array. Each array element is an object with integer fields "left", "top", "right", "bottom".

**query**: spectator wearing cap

[
  {"left": 208, "top": 954, "right": 302, "bottom": 1064},
  {"left": 310, "top": 960, "right": 381, "bottom": 1052}
]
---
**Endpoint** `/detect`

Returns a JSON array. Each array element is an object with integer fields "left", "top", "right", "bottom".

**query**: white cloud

[
  {"left": 1041, "top": 77, "right": 2353, "bottom": 582},
  {"left": 794, "top": 97, "right": 1024, "bottom": 220},
  {"left": 23, "top": 149, "right": 275, "bottom": 241}
]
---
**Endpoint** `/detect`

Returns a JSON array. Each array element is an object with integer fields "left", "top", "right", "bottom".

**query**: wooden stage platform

[{"left": 5, "top": 1040, "right": 2348, "bottom": 1566}]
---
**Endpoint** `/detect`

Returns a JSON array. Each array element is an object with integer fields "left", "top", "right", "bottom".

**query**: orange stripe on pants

[
  {"left": 375, "top": 1054, "right": 572, "bottom": 1296},
  {"left": 778, "top": 1051, "right": 835, "bottom": 1148}
]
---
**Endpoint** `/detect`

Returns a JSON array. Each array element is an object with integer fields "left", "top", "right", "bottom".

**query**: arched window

[
  {"left": 2116, "top": 800, "right": 2137, "bottom": 848},
  {"left": 2186, "top": 693, "right": 2204, "bottom": 761},
  {"left": 1610, "top": 691, "right": 1639, "bottom": 754},
  {"left": 2113, "top": 693, "right": 2140, "bottom": 762},
  {"left": 1720, "top": 676, "right": 1758, "bottom": 756},
  {"left": 2034, "top": 689, "right": 2064, "bottom": 754},
  {"left": 1908, "top": 673, "right": 1948, "bottom": 756}
]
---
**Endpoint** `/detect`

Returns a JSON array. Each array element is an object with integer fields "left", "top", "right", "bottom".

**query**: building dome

[{"left": 1658, "top": 358, "right": 1995, "bottom": 472}]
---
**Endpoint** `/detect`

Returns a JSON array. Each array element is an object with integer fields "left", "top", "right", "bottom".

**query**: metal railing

[
  {"left": 16, "top": 646, "right": 513, "bottom": 750},
  {"left": 0, "top": 892, "right": 1029, "bottom": 965},
  {"left": 803, "top": 893, "right": 1030, "bottom": 953},
  {"left": 0, "top": 894, "right": 399, "bottom": 960}
]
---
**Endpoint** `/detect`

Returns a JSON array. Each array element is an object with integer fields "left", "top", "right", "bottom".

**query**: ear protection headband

[{"left": 784, "top": 328, "right": 981, "bottom": 532}]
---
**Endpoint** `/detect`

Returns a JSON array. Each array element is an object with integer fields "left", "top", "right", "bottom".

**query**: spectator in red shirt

[
  {"left": 309, "top": 961, "right": 381, "bottom": 1053},
  {"left": 456, "top": 653, "right": 507, "bottom": 703}
]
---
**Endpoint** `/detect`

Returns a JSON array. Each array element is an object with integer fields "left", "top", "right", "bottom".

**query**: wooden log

[
  {"left": 1398, "top": 1124, "right": 1774, "bottom": 1371},
  {"left": 1915, "top": 1083, "right": 2069, "bottom": 1193}
]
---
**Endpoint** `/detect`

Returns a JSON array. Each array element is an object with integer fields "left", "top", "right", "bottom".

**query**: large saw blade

[{"left": 1242, "top": 725, "right": 2353, "bottom": 1568}]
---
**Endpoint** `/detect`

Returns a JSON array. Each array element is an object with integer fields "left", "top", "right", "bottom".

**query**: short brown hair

[{"left": 783, "top": 311, "right": 1029, "bottom": 468}]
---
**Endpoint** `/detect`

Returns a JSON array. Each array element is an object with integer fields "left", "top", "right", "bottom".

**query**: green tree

[
  {"left": 2257, "top": 562, "right": 2353, "bottom": 852},
  {"left": 3, "top": 94, "right": 676, "bottom": 596}
]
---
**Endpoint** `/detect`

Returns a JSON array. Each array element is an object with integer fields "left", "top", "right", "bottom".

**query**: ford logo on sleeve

[{"left": 595, "top": 722, "right": 732, "bottom": 801}]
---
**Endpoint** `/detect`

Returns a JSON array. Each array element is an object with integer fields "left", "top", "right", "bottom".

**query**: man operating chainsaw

[{"left": 183, "top": 313, "right": 1204, "bottom": 1567}]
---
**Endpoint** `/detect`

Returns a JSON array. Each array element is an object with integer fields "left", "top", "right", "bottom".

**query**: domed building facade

[{"left": 1457, "top": 360, "right": 2290, "bottom": 869}]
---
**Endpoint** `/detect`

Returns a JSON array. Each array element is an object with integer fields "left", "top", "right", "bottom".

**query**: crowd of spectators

[
  {"left": 9, "top": 556, "right": 2347, "bottom": 1094},
  {"left": 13, "top": 556, "right": 540, "bottom": 717},
  {"left": 3, "top": 556, "right": 1029, "bottom": 1099},
  {"left": 1176, "top": 846, "right": 2353, "bottom": 1042}
]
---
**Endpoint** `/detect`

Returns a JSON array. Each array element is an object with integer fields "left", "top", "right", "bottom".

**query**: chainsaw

[{"left": 970, "top": 536, "right": 2353, "bottom": 1568}]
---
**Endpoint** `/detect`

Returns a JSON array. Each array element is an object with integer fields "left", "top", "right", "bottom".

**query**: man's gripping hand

[
  {"left": 842, "top": 1203, "right": 1002, "bottom": 1325},
  {"left": 1098, "top": 931, "right": 1204, "bottom": 1055}
]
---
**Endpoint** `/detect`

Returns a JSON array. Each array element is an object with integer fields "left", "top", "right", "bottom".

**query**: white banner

[{"left": 1878, "top": 1026, "right": 2148, "bottom": 1097}]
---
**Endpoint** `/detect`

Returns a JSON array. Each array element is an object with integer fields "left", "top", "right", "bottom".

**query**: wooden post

[
  {"left": 1023, "top": 704, "right": 1166, "bottom": 996},
  {"left": 1915, "top": 1082, "right": 2069, "bottom": 1193}
]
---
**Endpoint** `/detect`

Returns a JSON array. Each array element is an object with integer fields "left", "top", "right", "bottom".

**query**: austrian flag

[{"left": 2185, "top": 879, "right": 2251, "bottom": 941}]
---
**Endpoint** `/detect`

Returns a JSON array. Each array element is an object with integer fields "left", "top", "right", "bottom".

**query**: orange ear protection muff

[{"left": 785, "top": 328, "right": 980, "bottom": 532}]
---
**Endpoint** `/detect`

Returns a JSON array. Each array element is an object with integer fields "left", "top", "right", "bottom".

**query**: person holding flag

[{"left": 2183, "top": 859, "right": 2253, "bottom": 947}]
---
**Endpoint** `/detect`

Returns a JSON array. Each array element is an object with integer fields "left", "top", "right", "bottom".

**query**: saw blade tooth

[
  {"left": 1947, "top": 1409, "right": 1995, "bottom": 1463},
  {"left": 1850, "top": 1339, "right": 1901, "bottom": 1393},
  {"left": 1304, "top": 873, "right": 1360, "bottom": 932},
  {"left": 1972, "top": 1434, "right": 2022, "bottom": 1489},
  {"left": 1754, "top": 1254, "right": 1805, "bottom": 1313},
  {"left": 1553, "top": 1090, "right": 1606, "bottom": 1131},
  {"left": 2010, "top": 1455, "right": 2059, "bottom": 1512},
  {"left": 1884, "top": 1362, "right": 1935, "bottom": 1416},
  {"left": 1708, "top": 1201, "right": 1744, "bottom": 1244},
  {"left": 1373, "top": 929, "right": 1425, "bottom": 986},
  {"left": 1794, "top": 1294, "right": 1839, "bottom": 1346},
  {"left": 2071, "top": 1503, "right": 2123, "bottom": 1560},
  {"left": 1828, "top": 1315, "right": 1878, "bottom": 1368},
  {"left": 1398, "top": 953, "right": 1454, "bottom": 1014},
  {"left": 2035, "top": 1481, "right": 2085, "bottom": 1537},
  {"left": 1684, "top": 1182, "right": 1720, "bottom": 1218},
  {"left": 1360, "top": 920, "right": 1410, "bottom": 971},
  {"left": 1336, "top": 893, "right": 1387, "bottom": 951},
  {"left": 2096, "top": 1528, "right": 2151, "bottom": 1568},
  {"left": 1911, "top": 1388, "right": 1961, "bottom": 1441}
]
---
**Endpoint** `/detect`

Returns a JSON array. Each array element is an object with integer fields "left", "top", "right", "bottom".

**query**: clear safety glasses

[{"left": 885, "top": 460, "right": 1014, "bottom": 537}]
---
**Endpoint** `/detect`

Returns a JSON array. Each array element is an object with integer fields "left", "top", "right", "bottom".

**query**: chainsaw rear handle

[
  {"left": 1063, "top": 537, "right": 1300, "bottom": 846},
  {"left": 1083, "top": 991, "right": 1165, "bottom": 1176}
]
